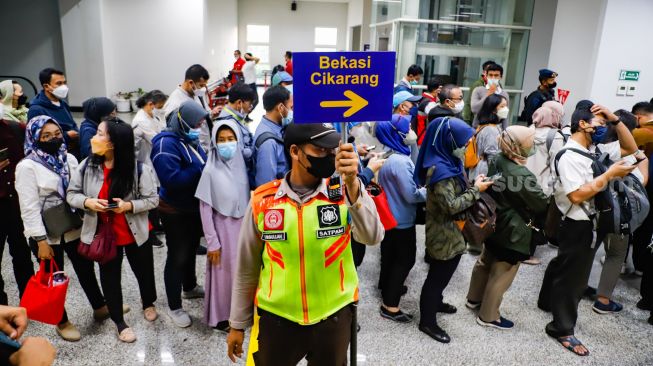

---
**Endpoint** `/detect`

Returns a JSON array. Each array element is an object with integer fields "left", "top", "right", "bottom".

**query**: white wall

[
  {"left": 347, "top": 0, "right": 364, "bottom": 50},
  {"left": 588, "top": 0, "right": 653, "bottom": 110},
  {"left": 205, "top": 0, "right": 238, "bottom": 82},
  {"left": 521, "top": 0, "right": 557, "bottom": 104},
  {"left": 0, "top": 0, "right": 65, "bottom": 98},
  {"left": 237, "top": 0, "right": 348, "bottom": 68},
  {"left": 547, "top": 0, "right": 607, "bottom": 116},
  {"left": 58, "top": 0, "right": 109, "bottom": 106},
  {"left": 101, "top": 0, "right": 205, "bottom": 97}
]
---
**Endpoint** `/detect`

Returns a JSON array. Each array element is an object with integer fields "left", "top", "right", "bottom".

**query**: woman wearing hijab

[
  {"left": 466, "top": 126, "right": 548, "bottom": 330},
  {"left": 151, "top": 100, "right": 208, "bottom": 328},
  {"left": 525, "top": 101, "right": 565, "bottom": 196},
  {"left": 195, "top": 119, "right": 249, "bottom": 332},
  {"left": 15, "top": 116, "right": 109, "bottom": 341},
  {"left": 0, "top": 80, "right": 28, "bottom": 122},
  {"left": 375, "top": 114, "right": 426, "bottom": 323},
  {"left": 414, "top": 117, "right": 493, "bottom": 343},
  {"left": 79, "top": 97, "right": 117, "bottom": 159}
]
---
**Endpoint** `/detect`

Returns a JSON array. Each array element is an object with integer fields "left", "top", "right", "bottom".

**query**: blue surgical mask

[
  {"left": 591, "top": 125, "right": 608, "bottom": 144},
  {"left": 284, "top": 85, "right": 293, "bottom": 94},
  {"left": 217, "top": 141, "right": 237, "bottom": 160},
  {"left": 282, "top": 109, "right": 294, "bottom": 126},
  {"left": 410, "top": 80, "right": 418, "bottom": 86},
  {"left": 187, "top": 128, "right": 201, "bottom": 141}
]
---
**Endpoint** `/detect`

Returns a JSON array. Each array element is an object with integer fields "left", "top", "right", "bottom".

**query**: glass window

[
  {"left": 247, "top": 25, "right": 270, "bottom": 43},
  {"left": 315, "top": 47, "right": 338, "bottom": 52},
  {"left": 417, "top": 0, "right": 535, "bottom": 26},
  {"left": 315, "top": 27, "right": 338, "bottom": 46},
  {"left": 371, "top": 0, "right": 403, "bottom": 24}
]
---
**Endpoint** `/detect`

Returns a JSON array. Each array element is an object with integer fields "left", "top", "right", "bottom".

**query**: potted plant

[
  {"left": 115, "top": 92, "right": 132, "bottom": 113},
  {"left": 130, "top": 88, "right": 145, "bottom": 111}
]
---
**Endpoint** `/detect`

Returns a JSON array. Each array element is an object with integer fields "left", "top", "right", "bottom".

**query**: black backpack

[{"left": 553, "top": 147, "right": 649, "bottom": 238}]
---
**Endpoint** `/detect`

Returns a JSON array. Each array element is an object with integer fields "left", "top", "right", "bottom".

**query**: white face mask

[
  {"left": 451, "top": 100, "right": 465, "bottom": 114},
  {"left": 51, "top": 85, "right": 69, "bottom": 99},
  {"left": 153, "top": 108, "right": 165, "bottom": 119},
  {"left": 194, "top": 87, "right": 206, "bottom": 98},
  {"left": 496, "top": 106, "right": 510, "bottom": 119},
  {"left": 403, "top": 129, "right": 418, "bottom": 146},
  {"left": 486, "top": 78, "right": 500, "bottom": 88}
]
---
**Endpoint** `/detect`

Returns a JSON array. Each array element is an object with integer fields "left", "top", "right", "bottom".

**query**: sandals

[
  {"left": 555, "top": 335, "right": 589, "bottom": 356},
  {"left": 118, "top": 327, "right": 137, "bottom": 343}
]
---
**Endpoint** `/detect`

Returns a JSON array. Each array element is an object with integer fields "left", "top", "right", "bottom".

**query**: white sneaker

[
  {"left": 168, "top": 308, "right": 192, "bottom": 328},
  {"left": 182, "top": 286, "right": 205, "bottom": 299}
]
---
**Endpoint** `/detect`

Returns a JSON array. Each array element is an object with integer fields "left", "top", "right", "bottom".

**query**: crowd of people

[{"left": 0, "top": 54, "right": 652, "bottom": 364}]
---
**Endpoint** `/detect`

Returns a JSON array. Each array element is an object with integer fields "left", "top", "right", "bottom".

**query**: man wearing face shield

[
  {"left": 28, "top": 68, "right": 79, "bottom": 156},
  {"left": 538, "top": 100, "right": 638, "bottom": 357},
  {"left": 163, "top": 64, "right": 222, "bottom": 152},
  {"left": 226, "top": 123, "right": 384, "bottom": 365}
]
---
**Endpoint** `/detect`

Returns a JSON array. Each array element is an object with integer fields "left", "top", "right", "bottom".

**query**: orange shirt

[{"left": 632, "top": 126, "right": 653, "bottom": 156}]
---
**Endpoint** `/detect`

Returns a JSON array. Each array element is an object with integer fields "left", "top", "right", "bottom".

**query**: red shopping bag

[
  {"left": 20, "top": 261, "right": 69, "bottom": 325},
  {"left": 366, "top": 182, "right": 398, "bottom": 231}
]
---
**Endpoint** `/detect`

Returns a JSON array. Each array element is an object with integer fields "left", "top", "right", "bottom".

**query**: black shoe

[
  {"left": 419, "top": 324, "right": 450, "bottom": 343},
  {"left": 214, "top": 321, "right": 230, "bottom": 333},
  {"left": 583, "top": 286, "right": 597, "bottom": 300},
  {"left": 637, "top": 298, "right": 652, "bottom": 311},
  {"left": 150, "top": 235, "right": 164, "bottom": 248},
  {"left": 357, "top": 323, "right": 361, "bottom": 333},
  {"left": 379, "top": 306, "right": 413, "bottom": 323},
  {"left": 648, "top": 315, "right": 653, "bottom": 326},
  {"left": 438, "top": 303, "right": 457, "bottom": 314},
  {"left": 196, "top": 245, "right": 207, "bottom": 255}
]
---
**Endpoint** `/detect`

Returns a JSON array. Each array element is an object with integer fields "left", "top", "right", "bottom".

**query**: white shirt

[
  {"left": 15, "top": 155, "right": 81, "bottom": 244},
  {"left": 554, "top": 139, "right": 595, "bottom": 221},
  {"left": 163, "top": 86, "right": 211, "bottom": 152},
  {"left": 243, "top": 61, "right": 257, "bottom": 84},
  {"left": 132, "top": 109, "right": 165, "bottom": 167}
]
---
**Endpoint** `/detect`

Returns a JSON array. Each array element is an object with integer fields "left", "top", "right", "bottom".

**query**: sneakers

[
  {"left": 144, "top": 306, "right": 158, "bottom": 322},
  {"left": 93, "top": 304, "right": 131, "bottom": 322},
  {"left": 56, "top": 321, "right": 81, "bottom": 341},
  {"left": 465, "top": 299, "right": 481, "bottom": 310},
  {"left": 168, "top": 308, "right": 192, "bottom": 328},
  {"left": 182, "top": 286, "right": 205, "bottom": 299},
  {"left": 379, "top": 306, "right": 413, "bottom": 323},
  {"left": 476, "top": 316, "right": 514, "bottom": 330},
  {"left": 118, "top": 327, "right": 137, "bottom": 343},
  {"left": 150, "top": 235, "right": 164, "bottom": 248},
  {"left": 592, "top": 300, "right": 623, "bottom": 314}
]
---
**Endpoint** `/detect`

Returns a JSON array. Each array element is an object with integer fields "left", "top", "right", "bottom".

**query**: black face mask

[
  {"left": 37, "top": 138, "right": 64, "bottom": 155},
  {"left": 548, "top": 82, "right": 557, "bottom": 89},
  {"left": 301, "top": 149, "right": 336, "bottom": 179},
  {"left": 16, "top": 95, "right": 28, "bottom": 107}
]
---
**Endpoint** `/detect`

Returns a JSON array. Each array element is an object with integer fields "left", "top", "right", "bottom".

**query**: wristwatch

[{"left": 32, "top": 235, "right": 48, "bottom": 242}]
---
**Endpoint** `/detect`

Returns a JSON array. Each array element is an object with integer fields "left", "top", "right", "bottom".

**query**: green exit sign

[{"left": 619, "top": 70, "right": 640, "bottom": 81}]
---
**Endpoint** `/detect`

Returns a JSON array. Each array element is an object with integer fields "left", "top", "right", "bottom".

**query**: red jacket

[{"left": 415, "top": 93, "right": 437, "bottom": 145}]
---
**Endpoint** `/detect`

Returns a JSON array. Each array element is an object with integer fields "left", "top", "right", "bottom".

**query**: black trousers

[
  {"left": 160, "top": 210, "right": 202, "bottom": 310},
  {"left": 0, "top": 198, "right": 34, "bottom": 305},
  {"left": 254, "top": 306, "right": 352, "bottom": 366},
  {"left": 351, "top": 237, "right": 366, "bottom": 268},
  {"left": 538, "top": 218, "right": 597, "bottom": 337},
  {"left": 99, "top": 242, "right": 157, "bottom": 327},
  {"left": 419, "top": 254, "right": 462, "bottom": 327},
  {"left": 249, "top": 83, "right": 259, "bottom": 110},
  {"left": 378, "top": 226, "right": 417, "bottom": 307},
  {"left": 29, "top": 239, "right": 105, "bottom": 324}
]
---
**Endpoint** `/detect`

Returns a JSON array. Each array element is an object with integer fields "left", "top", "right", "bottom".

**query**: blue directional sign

[{"left": 293, "top": 51, "right": 396, "bottom": 124}]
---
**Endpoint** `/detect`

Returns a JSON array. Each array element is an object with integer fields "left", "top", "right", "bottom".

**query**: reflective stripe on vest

[{"left": 252, "top": 179, "right": 358, "bottom": 325}]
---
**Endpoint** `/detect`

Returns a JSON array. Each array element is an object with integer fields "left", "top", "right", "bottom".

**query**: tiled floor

[{"left": 4, "top": 226, "right": 653, "bottom": 365}]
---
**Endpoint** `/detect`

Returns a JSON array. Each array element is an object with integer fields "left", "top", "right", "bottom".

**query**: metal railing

[{"left": 0, "top": 75, "right": 38, "bottom": 97}]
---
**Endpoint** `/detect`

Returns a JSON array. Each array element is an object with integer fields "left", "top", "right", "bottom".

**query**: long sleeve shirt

[
  {"left": 253, "top": 117, "right": 287, "bottom": 188},
  {"left": 229, "top": 176, "right": 384, "bottom": 329},
  {"left": 378, "top": 153, "right": 426, "bottom": 228}
]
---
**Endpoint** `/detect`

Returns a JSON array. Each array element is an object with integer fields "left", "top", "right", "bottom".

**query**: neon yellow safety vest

[{"left": 252, "top": 179, "right": 359, "bottom": 325}]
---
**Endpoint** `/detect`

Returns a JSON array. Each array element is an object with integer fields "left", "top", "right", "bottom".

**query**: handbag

[
  {"left": 77, "top": 214, "right": 117, "bottom": 265},
  {"left": 454, "top": 192, "right": 497, "bottom": 248},
  {"left": 19, "top": 261, "right": 69, "bottom": 325},
  {"left": 42, "top": 194, "right": 83, "bottom": 238},
  {"left": 366, "top": 182, "right": 398, "bottom": 231}
]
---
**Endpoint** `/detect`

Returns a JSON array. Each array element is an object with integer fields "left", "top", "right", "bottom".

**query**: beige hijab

[
  {"left": 532, "top": 101, "right": 564, "bottom": 129},
  {"left": 499, "top": 125, "right": 535, "bottom": 164}
]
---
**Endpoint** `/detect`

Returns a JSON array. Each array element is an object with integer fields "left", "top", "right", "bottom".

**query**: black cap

[
  {"left": 539, "top": 68, "right": 558, "bottom": 78},
  {"left": 283, "top": 123, "right": 340, "bottom": 150}
]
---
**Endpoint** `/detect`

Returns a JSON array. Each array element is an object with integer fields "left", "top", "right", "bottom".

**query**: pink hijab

[{"left": 532, "top": 101, "right": 564, "bottom": 129}]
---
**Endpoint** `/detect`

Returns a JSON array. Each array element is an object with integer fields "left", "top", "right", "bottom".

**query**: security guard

[{"left": 227, "top": 122, "right": 384, "bottom": 365}]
